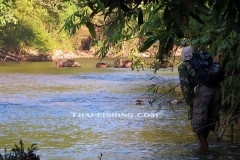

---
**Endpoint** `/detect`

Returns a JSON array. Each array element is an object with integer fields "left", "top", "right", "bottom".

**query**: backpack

[{"left": 189, "top": 52, "right": 225, "bottom": 86}]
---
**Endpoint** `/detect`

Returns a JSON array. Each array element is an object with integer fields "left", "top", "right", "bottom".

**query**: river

[{"left": 0, "top": 58, "right": 239, "bottom": 160}]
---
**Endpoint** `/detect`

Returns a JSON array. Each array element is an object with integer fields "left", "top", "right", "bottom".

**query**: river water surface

[{"left": 0, "top": 58, "right": 239, "bottom": 160}]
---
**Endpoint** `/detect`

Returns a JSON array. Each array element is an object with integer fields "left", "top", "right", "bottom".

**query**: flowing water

[{"left": 0, "top": 58, "right": 239, "bottom": 160}]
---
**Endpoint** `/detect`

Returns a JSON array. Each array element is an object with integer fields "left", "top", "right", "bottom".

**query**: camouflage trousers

[{"left": 192, "top": 84, "right": 222, "bottom": 135}]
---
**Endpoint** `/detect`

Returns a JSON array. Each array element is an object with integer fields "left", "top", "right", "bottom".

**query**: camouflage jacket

[{"left": 178, "top": 61, "right": 196, "bottom": 106}]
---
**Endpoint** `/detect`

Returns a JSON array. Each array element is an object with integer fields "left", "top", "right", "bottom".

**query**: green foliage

[
  {"left": 0, "top": 0, "right": 18, "bottom": 46},
  {"left": 1, "top": 0, "right": 75, "bottom": 53},
  {"left": 145, "top": 81, "right": 181, "bottom": 113},
  {"left": 183, "top": 2, "right": 240, "bottom": 133},
  {"left": 146, "top": 80, "right": 180, "bottom": 103},
  {"left": 0, "top": 140, "right": 40, "bottom": 160},
  {"left": 0, "top": 0, "right": 18, "bottom": 27}
]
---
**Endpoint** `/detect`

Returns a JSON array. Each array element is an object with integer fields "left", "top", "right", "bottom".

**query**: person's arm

[{"left": 178, "top": 63, "right": 195, "bottom": 107}]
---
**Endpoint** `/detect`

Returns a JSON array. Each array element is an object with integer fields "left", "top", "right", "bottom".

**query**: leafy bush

[{"left": 0, "top": 140, "right": 40, "bottom": 160}]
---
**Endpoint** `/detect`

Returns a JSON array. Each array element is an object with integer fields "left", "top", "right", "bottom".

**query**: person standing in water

[{"left": 178, "top": 46, "right": 222, "bottom": 150}]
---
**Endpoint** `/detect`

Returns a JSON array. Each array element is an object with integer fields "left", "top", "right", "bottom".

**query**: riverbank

[
  {"left": 0, "top": 45, "right": 184, "bottom": 62},
  {"left": 0, "top": 48, "right": 94, "bottom": 62},
  {"left": 0, "top": 48, "right": 154, "bottom": 62}
]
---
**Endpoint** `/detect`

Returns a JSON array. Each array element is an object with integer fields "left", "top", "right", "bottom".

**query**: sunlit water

[{"left": 0, "top": 58, "right": 239, "bottom": 160}]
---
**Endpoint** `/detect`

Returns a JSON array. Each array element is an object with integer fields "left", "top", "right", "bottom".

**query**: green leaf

[
  {"left": 96, "top": 0, "right": 105, "bottom": 14},
  {"left": 155, "top": 30, "right": 168, "bottom": 40},
  {"left": 139, "top": 37, "right": 157, "bottom": 52},
  {"left": 154, "top": 4, "right": 165, "bottom": 14},
  {"left": 138, "top": 9, "right": 143, "bottom": 26},
  {"left": 191, "top": 38, "right": 199, "bottom": 45},
  {"left": 86, "top": 22, "right": 96, "bottom": 38},
  {"left": 106, "top": 20, "right": 118, "bottom": 37},
  {"left": 149, "top": 77, "right": 156, "bottom": 80},
  {"left": 145, "top": 32, "right": 153, "bottom": 36},
  {"left": 166, "top": 36, "right": 174, "bottom": 51},
  {"left": 195, "top": 4, "right": 210, "bottom": 16},
  {"left": 104, "top": 1, "right": 119, "bottom": 20},
  {"left": 217, "top": 43, "right": 227, "bottom": 52},
  {"left": 214, "top": 1, "right": 224, "bottom": 22},
  {"left": 71, "top": 24, "right": 77, "bottom": 36},
  {"left": 215, "top": 9, "right": 221, "bottom": 23},
  {"left": 189, "top": 11, "right": 204, "bottom": 24},
  {"left": 200, "top": 35, "right": 210, "bottom": 43},
  {"left": 225, "top": 7, "right": 235, "bottom": 37}
]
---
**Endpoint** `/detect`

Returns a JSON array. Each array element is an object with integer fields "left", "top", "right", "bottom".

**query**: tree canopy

[{"left": 61, "top": 0, "right": 239, "bottom": 57}]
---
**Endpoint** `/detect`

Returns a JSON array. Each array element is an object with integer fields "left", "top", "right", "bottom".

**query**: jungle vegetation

[
  {"left": 0, "top": 0, "right": 90, "bottom": 54},
  {"left": 1, "top": 0, "right": 240, "bottom": 138}
]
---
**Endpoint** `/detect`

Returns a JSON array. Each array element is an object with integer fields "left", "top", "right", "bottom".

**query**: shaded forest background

[{"left": 0, "top": 0, "right": 157, "bottom": 61}]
